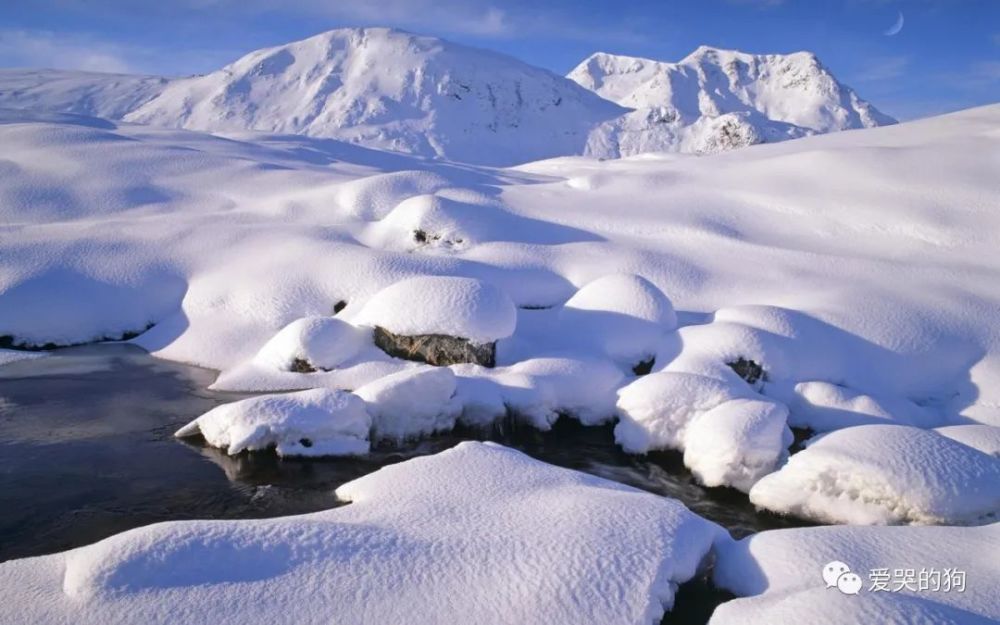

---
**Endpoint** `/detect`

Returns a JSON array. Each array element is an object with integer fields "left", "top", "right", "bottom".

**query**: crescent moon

[{"left": 884, "top": 11, "right": 904, "bottom": 36}]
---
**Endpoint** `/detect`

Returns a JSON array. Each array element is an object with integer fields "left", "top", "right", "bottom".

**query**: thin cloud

[
  {"left": 857, "top": 55, "right": 910, "bottom": 82},
  {"left": 0, "top": 29, "right": 135, "bottom": 73}
]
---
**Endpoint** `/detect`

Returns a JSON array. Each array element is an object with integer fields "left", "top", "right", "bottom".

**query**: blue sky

[{"left": 0, "top": 0, "right": 996, "bottom": 120}]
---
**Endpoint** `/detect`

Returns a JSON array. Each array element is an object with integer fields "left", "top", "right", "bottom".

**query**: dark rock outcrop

[
  {"left": 726, "top": 357, "right": 767, "bottom": 386},
  {"left": 373, "top": 326, "right": 496, "bottom": 367}
]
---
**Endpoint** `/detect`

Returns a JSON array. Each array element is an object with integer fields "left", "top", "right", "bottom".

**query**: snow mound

[
  {"left": 934, "top": 424, "right": 1000, "bottom": 457},
  {"left": 559, "top": 274, "right": 677, "bottom": 366},
  {"left": 355, "top": 366, "right": 460, "bottom": 442},
  {"left": 252, "top": 316, "right": 369, "bottom": 372},
  {"left": 615, "top": 371, "right": 753, "bottom": 453},
  {"left": 712, "top": 523, "right": 1000, "bottom": 624},
  {"left": 175, "top": 388, "right": 370, "bottom": 457},
  {"left": 353, "top": 276, "right": 517, "bottom": 343},
  {"left": 614, "top": 372, "right": 788, "bottom": 490},
  {"left": 749, "top": 424, "right": 1000, "bottom": 525},
  {"left": 570, "top": 47, "right": 894, "bottom": 157},
  {"left": 786, "top": 380, "right": 937, "bottom": 431},
  {"left": 0, "top": 442, "right": 725, "bottom": 625},
  {"left": 683, "top": 398, "right": 792, "bottom": 492},
  {"left": 334, "top": 170, "right": 452, "bottom": 221}
]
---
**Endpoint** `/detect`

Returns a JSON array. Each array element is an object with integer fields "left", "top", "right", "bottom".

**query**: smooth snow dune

[
  {"left": 712, "top": 523, "right": 1000, "bottom": 624},
  {"left": 0, "top": 442, "right": 725, "bottom": 625}
]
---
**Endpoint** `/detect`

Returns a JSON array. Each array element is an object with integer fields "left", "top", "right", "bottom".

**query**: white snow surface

[
  {"left": 0, "top": 441, "right": 725, "bottom": 625},
  {"left": 0, "top": 102, "right": 999, "bottom": 436},
  {"left": 0, "top": 348, "right": 48, "bottom": 367},
  {"left": 570, "top": 47, "right": 894, "bottom": 156},
  {"left": 175, "top": 388, "right": 370, "bottom": 457},
  {"left": 352, "top": 275, "right": 517, "bottom": 343},
  {"left": 0, "top": 30, "right": 896, "bottom": 163},
  {"left": 252, "top": 316, "right": 369, "bottom": 371},
  {"left": 749, "top": 424, "right": 1000, "bottom": 525},
  {"left": 712, "top": 523, "right": 1000, "bottom": 624},
  {"left": 355, "top": 366, "right": 461, "bottom": 442},
  {"left": 934, "top": 424, "right": 1000, "bottom": 457},
  {"left": 0, "top": 29, "right": 624, "bottom": 166}
]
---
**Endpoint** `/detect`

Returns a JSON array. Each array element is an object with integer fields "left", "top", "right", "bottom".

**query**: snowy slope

[
  {"left": 0, "top": 68, "right": 165, "bottom": 119},
  {"left": 1, "top": 104, "right": 999, "bottom": 435},
  {"left": 0, "top": 29, "right": 624, "bottom": 166},
  {"left": 569, "top": 47, "right": 895, "bottom": 156}
]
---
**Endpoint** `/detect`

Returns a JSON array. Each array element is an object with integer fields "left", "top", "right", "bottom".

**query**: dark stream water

[{"left": 0, "top": 344, "right": 806, "bottom": 622}]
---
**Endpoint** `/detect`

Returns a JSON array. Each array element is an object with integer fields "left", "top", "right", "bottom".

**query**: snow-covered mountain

[
  {"left": 0, "top": 30, "right": 895, "bottom": 163},
  {"left": 569, "top": 47, "right": 896, "bottom": 156}
]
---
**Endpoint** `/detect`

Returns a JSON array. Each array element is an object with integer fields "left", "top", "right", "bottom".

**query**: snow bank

[
  {"left": 712, "top": 523, "right": 1000, "bottom": 624},
  {"left": 252, "top": 316, "right": 369, "bottom": 372},
  {"left": 175, "top": 388, "right": 370, "bottom": 457},
  {"left": 0, "top": 442, "right": 725, "bottom": 625},
  {"left": 352, "top": 276, "right": 517, "bottom": 344},
  {"left": 749, "top": 424, "right": 1000, "bottom": 525},
  {"left": 785, "top": 380, "right": 936, "bottom": 431},
  {"left": 355, "top": 366, "right": 460, "bottom": 442},
  {"left": 934, "top": 424, "right": 1000, "bottom": 457},
  {"left": 558, "top": 273, "right": 677, "bottom": 367},
  {"left": 683, "top": 399, "right": 791, "bottom": 492}
]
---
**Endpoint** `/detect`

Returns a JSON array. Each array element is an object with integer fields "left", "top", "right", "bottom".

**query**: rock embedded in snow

[
  {"left": 712, "top": 523, "right": 1000, "bottom": 624},
  {"left": 354, "top": 276, "right": 516, "bottom": 367},
  {"left": 559, "top": 274, "right": 677, "bottom": 371},
  {"left": 0, "top": 442, "right": 728, "bottom": 625},
  {"left": 749, "top": 424, "right": 1000, "bottom": 525},
  {"left": 682, "top": 398, "right": 792, "bottom": 492},
  {"left": 355, "top": 366, "right": 461, "bottom": 442},
  {"left": 253, "top": 316, "right": 368, "bottom": 372},
  {"left": 175, "top": 388, "right": 370, "bottom": 457}
]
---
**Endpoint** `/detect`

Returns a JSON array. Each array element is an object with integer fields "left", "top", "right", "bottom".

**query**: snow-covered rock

[
  {"left": 353, "top": 276, "right": 517, "bottom": 344},
  {"left": 252, "top": 316, "right": 369, "bottom": 372},
  {"left": 174, "top": 388, "right": 371, "bottom": 457},
  {"left": 558, "top": 273, "right": 677, "bottom": 369},
  {"left": 749, "top": 424, "right": 1000, "bottom": 525},
  {"left": 683, "top": 398, "right": 792, "bottom": 492},
  {"left": 615, "top": 371, "right": 753, "bottom": 453},
  {"left": 712, "top": 523, "right": 1000, "bottom": 624},
  {"left": 614, "top": 371, "right": 790, "bottom": 491},
  {"left": 0, "top": 442, "right": 726, "bottom": 625},
  {"left": 934, "top": 424, "right": 1000, "bottom": 457},
  {"left": 570, "top": 47, "right": 895, "bottom": 157},
  {"left": 355, "top": 366, "right": 460, "bottom": 442}
]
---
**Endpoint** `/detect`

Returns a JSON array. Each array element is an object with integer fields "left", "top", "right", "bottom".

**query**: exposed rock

[
  {"left": 332, "top": 300, "right": 347, "bottom": 314},
  {"left": 373, "top": 325, "right": 496, "bottom": 367},
  {"left": 632, "top": 357, "right": 655, "bottom": 376},
  {"left": 289, "top": 357, "right": 317, "bottom": 373},
  {"left": 727, "top": 357, "right": 767, "bottom": 386}
]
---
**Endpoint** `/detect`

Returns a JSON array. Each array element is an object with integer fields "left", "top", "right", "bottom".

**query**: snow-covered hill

[
  {"left": 0, "top": 29, "right": 626, "bottom": 166},
  {"left": 569, "top": 47, "right": 895, "bottom": 156},
  {"left": 0, "top": 29, "right": 896, "bottom": 164}
]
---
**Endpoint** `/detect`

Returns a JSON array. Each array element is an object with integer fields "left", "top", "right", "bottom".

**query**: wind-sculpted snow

[
  {"left": 0, "top": 442, "right": 725, "bottom": 625},
  {"left": 711, "top": 523, "right": 1000, "bottom": 624}
]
